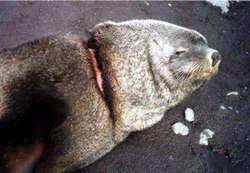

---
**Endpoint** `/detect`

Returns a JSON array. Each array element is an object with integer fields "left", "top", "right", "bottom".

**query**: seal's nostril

[{"left": 211, "top": 52, "right": 221, "bottom": 67}]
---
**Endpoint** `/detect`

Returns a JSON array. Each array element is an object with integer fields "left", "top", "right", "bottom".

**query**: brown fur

[{"left": 0, "top": 34, "right": 114, "bottom": 172}]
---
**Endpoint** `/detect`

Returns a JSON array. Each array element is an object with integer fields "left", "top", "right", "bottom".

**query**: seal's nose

[{"left": 211, "top": 52, "right": 221, "bottom": 67}]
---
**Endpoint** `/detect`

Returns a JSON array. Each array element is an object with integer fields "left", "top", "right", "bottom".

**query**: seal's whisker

[
  {"left": 188, "top": 62, "right": 203, "bottom": 77},
  {"left": 175, "top": 71, "right": 185, "bottom": 82},
  {"left": 181, "top": 62, "right": 205, "bottom": 82},
  {"left": 184, "top": 63, "right": 197, "bottom": 81}
]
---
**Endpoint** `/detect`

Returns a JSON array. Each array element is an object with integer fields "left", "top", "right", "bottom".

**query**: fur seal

[
  {"left": 0, "top": 20, "right": 221, "bottom": 172},
  {"left": 89, "top": 19, "right": 221, "bottom": 143}
]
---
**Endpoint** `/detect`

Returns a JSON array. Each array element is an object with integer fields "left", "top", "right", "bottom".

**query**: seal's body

[
  {"left": 0, "top": 35, "right": 114, "bottom": 172},
  {"left": 0, "top": 20, "right": 221, "bottom": 172}
]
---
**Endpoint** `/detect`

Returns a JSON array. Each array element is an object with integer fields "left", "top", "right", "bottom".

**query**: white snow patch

[
  {"left": 205, "top": 0, "right": 236, "bottom": 13},
  {"left": 226, "top": 91, "right": 239, "bottom": 96},
  {"left": 184, "top": 108, "right": 195, "bottom": 122},
  {"left": 172, "top": 122, "right": 189, "bottom": 136},
  {"left": 199, "top": 129, "right": 215, "bottom": 146}
]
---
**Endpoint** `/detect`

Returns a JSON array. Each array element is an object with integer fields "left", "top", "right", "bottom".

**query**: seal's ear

[
  {"left": 148, "top": 38, "right": 175, "bottom": 63},
  {"left": 0, "top": 73, "right": 68, "bottom": 173}
]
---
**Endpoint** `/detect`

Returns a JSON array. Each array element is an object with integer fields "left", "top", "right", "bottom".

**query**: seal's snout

[{"left": 211, "top": 51, "right": 221, "bottom": 67}]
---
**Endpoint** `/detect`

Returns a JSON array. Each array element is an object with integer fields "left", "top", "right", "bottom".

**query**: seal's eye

[{"left": 175, "top": 50, "right": 186, "bottom": 55}]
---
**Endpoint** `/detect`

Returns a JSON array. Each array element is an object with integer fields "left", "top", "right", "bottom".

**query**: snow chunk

[
  {"left": 226, "top": 91, "right": 239, "bottom": 96},
  {"left": 172, "top": 122, "right": 189, "bottom": 136},
  {"left": 185, "top": 108, "right": 195, "bottom": 122},
  {"left": 199, "top": 129, "right": 215, "bottom": 145},
  {"left": 205, "top": 0, "right": 231, "bottom": 13}
]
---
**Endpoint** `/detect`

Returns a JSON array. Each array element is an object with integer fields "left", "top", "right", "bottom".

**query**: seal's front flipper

[{"left": 2, "top": 138, "right": 44, "bottom": 173}]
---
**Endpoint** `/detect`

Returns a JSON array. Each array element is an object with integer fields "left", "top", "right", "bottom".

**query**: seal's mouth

[
  {"left": 176, "top": 58, "right": 221, "bottom": 82},
  {"left": 191, "top": 61, "right": 221, "bottom": 77},
  {"left": 199, "top": 71, "right": 213, "bottom": 76}
]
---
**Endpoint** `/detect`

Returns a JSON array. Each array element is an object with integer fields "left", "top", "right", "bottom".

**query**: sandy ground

[{"left": 0, "top": 1, "right": 249, "bottom": 173}]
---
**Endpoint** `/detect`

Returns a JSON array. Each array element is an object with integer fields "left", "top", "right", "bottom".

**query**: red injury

[{"left": 88, "top": 48, "right": 104, "bottom": 94}]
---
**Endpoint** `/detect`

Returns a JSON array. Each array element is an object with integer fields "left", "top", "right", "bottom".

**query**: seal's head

[
  {"left": 90, "top": 19, "right": 221, "bottom": 140},
  {"left": 146, "top": 20, "right": 221, "bottom": 92},
  {"left": 91, "top": 19, "right": 221, "bottom": 104}
]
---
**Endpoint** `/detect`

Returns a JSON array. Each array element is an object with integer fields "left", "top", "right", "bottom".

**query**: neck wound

[{"left": 88, "top": 48, "right": 104, "bottom": 95}]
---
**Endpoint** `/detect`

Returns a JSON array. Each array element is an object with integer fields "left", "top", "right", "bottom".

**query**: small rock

[
  {"left": 184, "top": 107, "right": 195, "bottom": 122},
  {"left": 172, "top": 122, "right": 189, "bottom": 136},
  {"left": 220, "top": 105, "right": 227, "bottom": 110},
  {"left": 169, "top": 155, "right": 174, "bottom": 160},
  {"left": 145, "top": 1, "right": 150, "bottom": 6},
  {"left": 226, "top": 91, "right": 239, "bottom": 96},
  {"left": 243, "top": 86, "right": 247, "bottom": 93},
  {"left": 199, "top": 129, "right": 215, "bottom": 146}
]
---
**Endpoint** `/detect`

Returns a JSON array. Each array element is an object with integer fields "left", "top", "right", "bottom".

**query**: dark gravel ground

[{"left": 0, "top": 1, "right": 250, "bottom": 173}]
